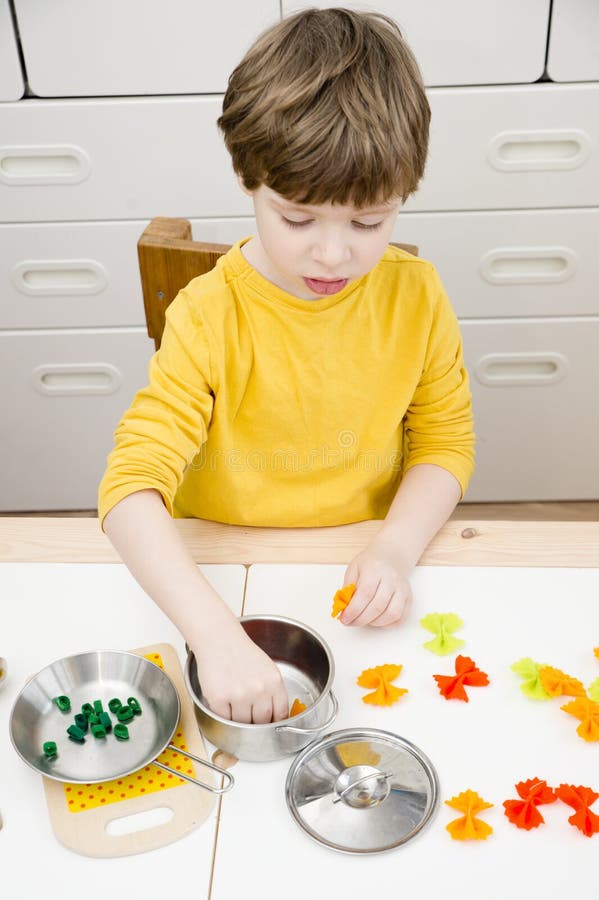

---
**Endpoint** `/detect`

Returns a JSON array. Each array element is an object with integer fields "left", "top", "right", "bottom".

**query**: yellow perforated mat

[{"left": 63, "top": 652, "right": 196, "bottom": 813}]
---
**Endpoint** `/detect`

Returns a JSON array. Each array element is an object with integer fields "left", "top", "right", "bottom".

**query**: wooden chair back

[{"left": 138, "top": 217, "right": 418, "bottom": 349}]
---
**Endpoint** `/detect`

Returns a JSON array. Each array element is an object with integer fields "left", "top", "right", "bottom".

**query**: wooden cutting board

[{"left": 42, "top": 642, "right": 217, "bottom": 857}]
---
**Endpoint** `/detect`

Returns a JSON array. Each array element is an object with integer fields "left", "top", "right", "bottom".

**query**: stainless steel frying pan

[{"left": 9, "top": 650, "right": 233, "bottom": 794}]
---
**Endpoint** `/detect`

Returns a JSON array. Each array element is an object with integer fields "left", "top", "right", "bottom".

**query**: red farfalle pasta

[
  {"left": 555, "top": 784, "right": 599, "bottom": 837},
  {"left": 434, "top": 655, "right": 490, "bottom": 701},
  {"left": 503, "top": 778, "right": 557, "bottom": 830},
  {"left": 331, "top": 583, "right": 356, "bottom": 618}
]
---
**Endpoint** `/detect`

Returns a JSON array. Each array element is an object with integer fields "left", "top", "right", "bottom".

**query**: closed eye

[
  {"left": 282, "top": 217, "right": 312, "bottom": 229},
  {"left": 352, "top": 221, "right": 383, "bottom": 231}
]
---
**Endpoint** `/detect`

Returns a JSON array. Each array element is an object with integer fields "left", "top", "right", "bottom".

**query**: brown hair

[{"left": 217, "top": 7, "right": 430, "bottom": 207}]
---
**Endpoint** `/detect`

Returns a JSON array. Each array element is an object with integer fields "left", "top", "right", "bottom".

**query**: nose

[{"left": 311, "top": 230, "right": 352, "bottom": 270}]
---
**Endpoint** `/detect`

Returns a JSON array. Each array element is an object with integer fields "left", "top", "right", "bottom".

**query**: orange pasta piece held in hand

[
  {"left": 445, "top": 790, "right": 493, "bottom": 840},
  {"left": 434, "top": 655, "right": 490, "bottom": 702},
  {"left": 357, "top": 664, "right": 408, "bottom": 706},
  {"left": 332, "top": 583, "right": 356, "bottom": 618}
]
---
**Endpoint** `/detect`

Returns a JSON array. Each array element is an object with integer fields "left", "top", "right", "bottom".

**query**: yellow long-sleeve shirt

[{"left": 98, "top": 238, "right": 474, "bottom": 528}]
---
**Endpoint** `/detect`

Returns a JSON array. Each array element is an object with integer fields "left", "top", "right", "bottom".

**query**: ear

[{"left": 237, "top": 174, "right": 253, "bottom": 197}]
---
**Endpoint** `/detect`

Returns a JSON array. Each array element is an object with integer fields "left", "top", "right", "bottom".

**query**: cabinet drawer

[
  {"left": 0, "top": 220, "right": 154, "bottom": 328},
  {"left": 0, "top": 0, "right": 24, "bottom": 101},
  {"left": 0, "top": 328, "right": 153, "bottom": 510},
  {"left": 547, "top": 0, "right": 599, "bottom": 83},
  {"left": 461, "top": 317, "right": 599, "bottom": 502},
  {"left": 14, "top": 0, "right": 279, "bottom": 97},
  {"left": 395, "top": 208, "right": 599, "bottom": 318},
  {"left": 0, "top": 97, "right": 244, "bottom": 223},
  {"left": 406, "top": 84, "right": 599, "bottom": 212},
  {"left": 285, "top": 0, "right": 550, "bottom": 86}
]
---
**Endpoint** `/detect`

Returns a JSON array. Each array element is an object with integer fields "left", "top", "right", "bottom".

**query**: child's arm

[
  {"left": 103, "top": 488, "right": 289, "bottom": 723},
  {"left": 339, "top": 463, "right": 461, "bottom": 626}
]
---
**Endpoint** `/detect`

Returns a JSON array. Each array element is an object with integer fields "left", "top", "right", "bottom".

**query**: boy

[{"left": 99, "top": 8, "right": 475, "bottom": 726}]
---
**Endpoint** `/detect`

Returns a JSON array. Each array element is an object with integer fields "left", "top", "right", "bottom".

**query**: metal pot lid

[{"left": 285, "top": 728, "right": 439, "bottom": 854}]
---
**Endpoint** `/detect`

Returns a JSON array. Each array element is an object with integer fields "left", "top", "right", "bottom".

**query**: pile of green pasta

[{"left": 43, "top": 694, "right": 142, "bottom": 758}]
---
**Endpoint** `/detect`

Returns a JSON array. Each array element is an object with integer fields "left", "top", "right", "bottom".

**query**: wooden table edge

[{"left": 0, "top": 517, "right": 597, "bottom": 567}]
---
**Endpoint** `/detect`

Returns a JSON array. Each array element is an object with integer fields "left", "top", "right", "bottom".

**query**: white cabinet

[
  {"left": 407, "top": 84, "right": 599, "bottom": 212},
  {"left": 462, "top": 318, "right": 599, "bottom": 501},
  {"left": 283, "top": 0, "right": 551, "bottom": 86},
  {"left": 13, "top": 0, "right": 279, "bottom": 97},
  {"left": 547, "top": 0, "right": 599, "bottom": 83},
  {"left": 0, "top": 328, "right": 153, "bottom": 510},
  {"left": 393, "top": 209, "right": 599, "bottom": 319},
  {"left": 0, "top": 0, "right": 24, "bottom": 101},
  {"left": 1, "top": 6, "right": 597, "bottom": 507},
  {"left": 0, "top": 97, "right": 242, "bottom": 222}
]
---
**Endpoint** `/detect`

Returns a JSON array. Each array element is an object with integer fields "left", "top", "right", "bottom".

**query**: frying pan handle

[
  {"left": 153, "top": 745, "right": 235, "bottom": 794},
  {"left": 274, "top": 689, "right": 338, "bottom": 735}
]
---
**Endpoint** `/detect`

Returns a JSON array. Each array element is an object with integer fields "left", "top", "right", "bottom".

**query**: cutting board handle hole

[{"left": 105, "top": 805, "right": 174, "bottom": 836}]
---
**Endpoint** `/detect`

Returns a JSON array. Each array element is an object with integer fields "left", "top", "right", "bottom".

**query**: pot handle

[
  {"left": 152, "top": 744, "right": 235, "bottom": 794},
  {"left": 274, "top": 689, "right": 338, "bottom": 735}
]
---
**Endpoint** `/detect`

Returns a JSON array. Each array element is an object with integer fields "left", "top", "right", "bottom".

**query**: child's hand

[
  {"left": 191, "top": 618, "right": 289, "bottom": 724},
  {"left": 339, "top": 535, "right": 412, "bottom": 627}
]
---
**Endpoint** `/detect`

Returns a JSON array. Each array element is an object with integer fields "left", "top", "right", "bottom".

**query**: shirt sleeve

[
  {"left": 97, "top": 287, "right": 215, "bottom": 527},
  {"left": 402, "top": 267, "right": 475, "bottom": 498}
]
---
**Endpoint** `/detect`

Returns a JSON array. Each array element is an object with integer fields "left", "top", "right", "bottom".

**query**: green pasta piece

[
  {"left": 114, "top": 724, "right": 129, "bottom": 740},
  {"left": 67, "top": 724, "right": 86, "bottom": 743},
  {"left": 91, "top": 724, "right": 107, "bottom": 738},
  {"left": 81, "top": 702, "right": 94, "bottom": 719},
  {"left": 43, "top": 741, "right": 57, "bottom": 758},
  {"left": 116, "top": 705, "right": 134, "bottom": 722},
  {"left": 127, "top": 697, "right": 142, "bottom": 715},
  {"left": 53, "top": 695, "right": 71, "bottom": 713},
  {"left": 93, "top": 699, "right": 104, "bottom": 714},
  {"left": 74, "top": 713, "right": 89, "bottom": 732},
  {"left": 108, "top": 698, "right": 123, "bottom": 713},
  {"left": 99, "top": 711, "right": 112, "bottom": 731}
]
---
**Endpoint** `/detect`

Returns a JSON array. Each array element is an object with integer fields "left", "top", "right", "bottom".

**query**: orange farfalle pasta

[
  {"left": 434, "top": 655, "right": 490, "bottom": 702},
  {"left": 503, "top": 778, "right": 557, "bottom": 830},
  {"left": 445, "top": 790, "right": 493, "bottom": 840},
  {"left": 289, "top": 698, "right": 306, "bottom": 717},
  {"left": 356, "top": 664, "right": 408, "bottom": 706},
  {"left": 538, "top": 665, "right": 585, "bottom": 698},
  {"left": 332, "top": 583, "right": 356, "bottom": 618},
  {"left": 561, "top": 697, "right": 599, "bottom": 742},
  {"left": 555, "top": 784, "right": 599, "bottom": 837},
  {"left": 595, "top": 647, "right": 599, "bottom": 660}
]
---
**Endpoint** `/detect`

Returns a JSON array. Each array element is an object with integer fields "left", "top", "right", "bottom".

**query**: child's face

[{"left": 240, "top": 182, "right": 402, "bottom": 300}]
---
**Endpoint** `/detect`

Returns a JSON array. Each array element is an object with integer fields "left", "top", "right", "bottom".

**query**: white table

[
  {"left": 211, "top": 563, "right": 599, "bottom": 899},
  {"left": 1, "top": 517, "right": 598, "bottom": 899}
]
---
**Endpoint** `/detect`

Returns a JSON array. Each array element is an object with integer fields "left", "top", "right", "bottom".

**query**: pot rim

[{"left": 184, "top": 614, "right": 335, "bottom": 730}]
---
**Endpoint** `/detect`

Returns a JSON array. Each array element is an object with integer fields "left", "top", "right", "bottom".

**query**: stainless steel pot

[{"left": 184, "top": 615, "right": 338, "bottom": 761}]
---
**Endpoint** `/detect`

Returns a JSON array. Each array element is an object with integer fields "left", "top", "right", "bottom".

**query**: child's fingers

[
  {"left": 368, "top": 593, "right": 405, "bottom": 627},
  {"left": 345, "top": 581, "right": 394, "bottom": 627},
  {"left": 251, "top": 699, "right": 274, "bottom": 724},
  {"left": 340, "top": 576, "right": 380, "bottom": 624}
]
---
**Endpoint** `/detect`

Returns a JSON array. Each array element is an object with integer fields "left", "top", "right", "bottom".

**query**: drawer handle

[
  {"left": 475, "top": 352, "right": 568, "bottom": 387},
  {"left": 32, "top": 363, "right": 122, "bottom": 396},
  {"left": 12, "top": 259, "right": 108, "bottom": 296},
  {"left": 487, "top": 130, "right": 591, "bottom": 172},
  {"left": 479, "top": 247, "right": 577, "bottom": 285},
  {"left": 0, "top": 145, "right": 91, "bottom": 185}
]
